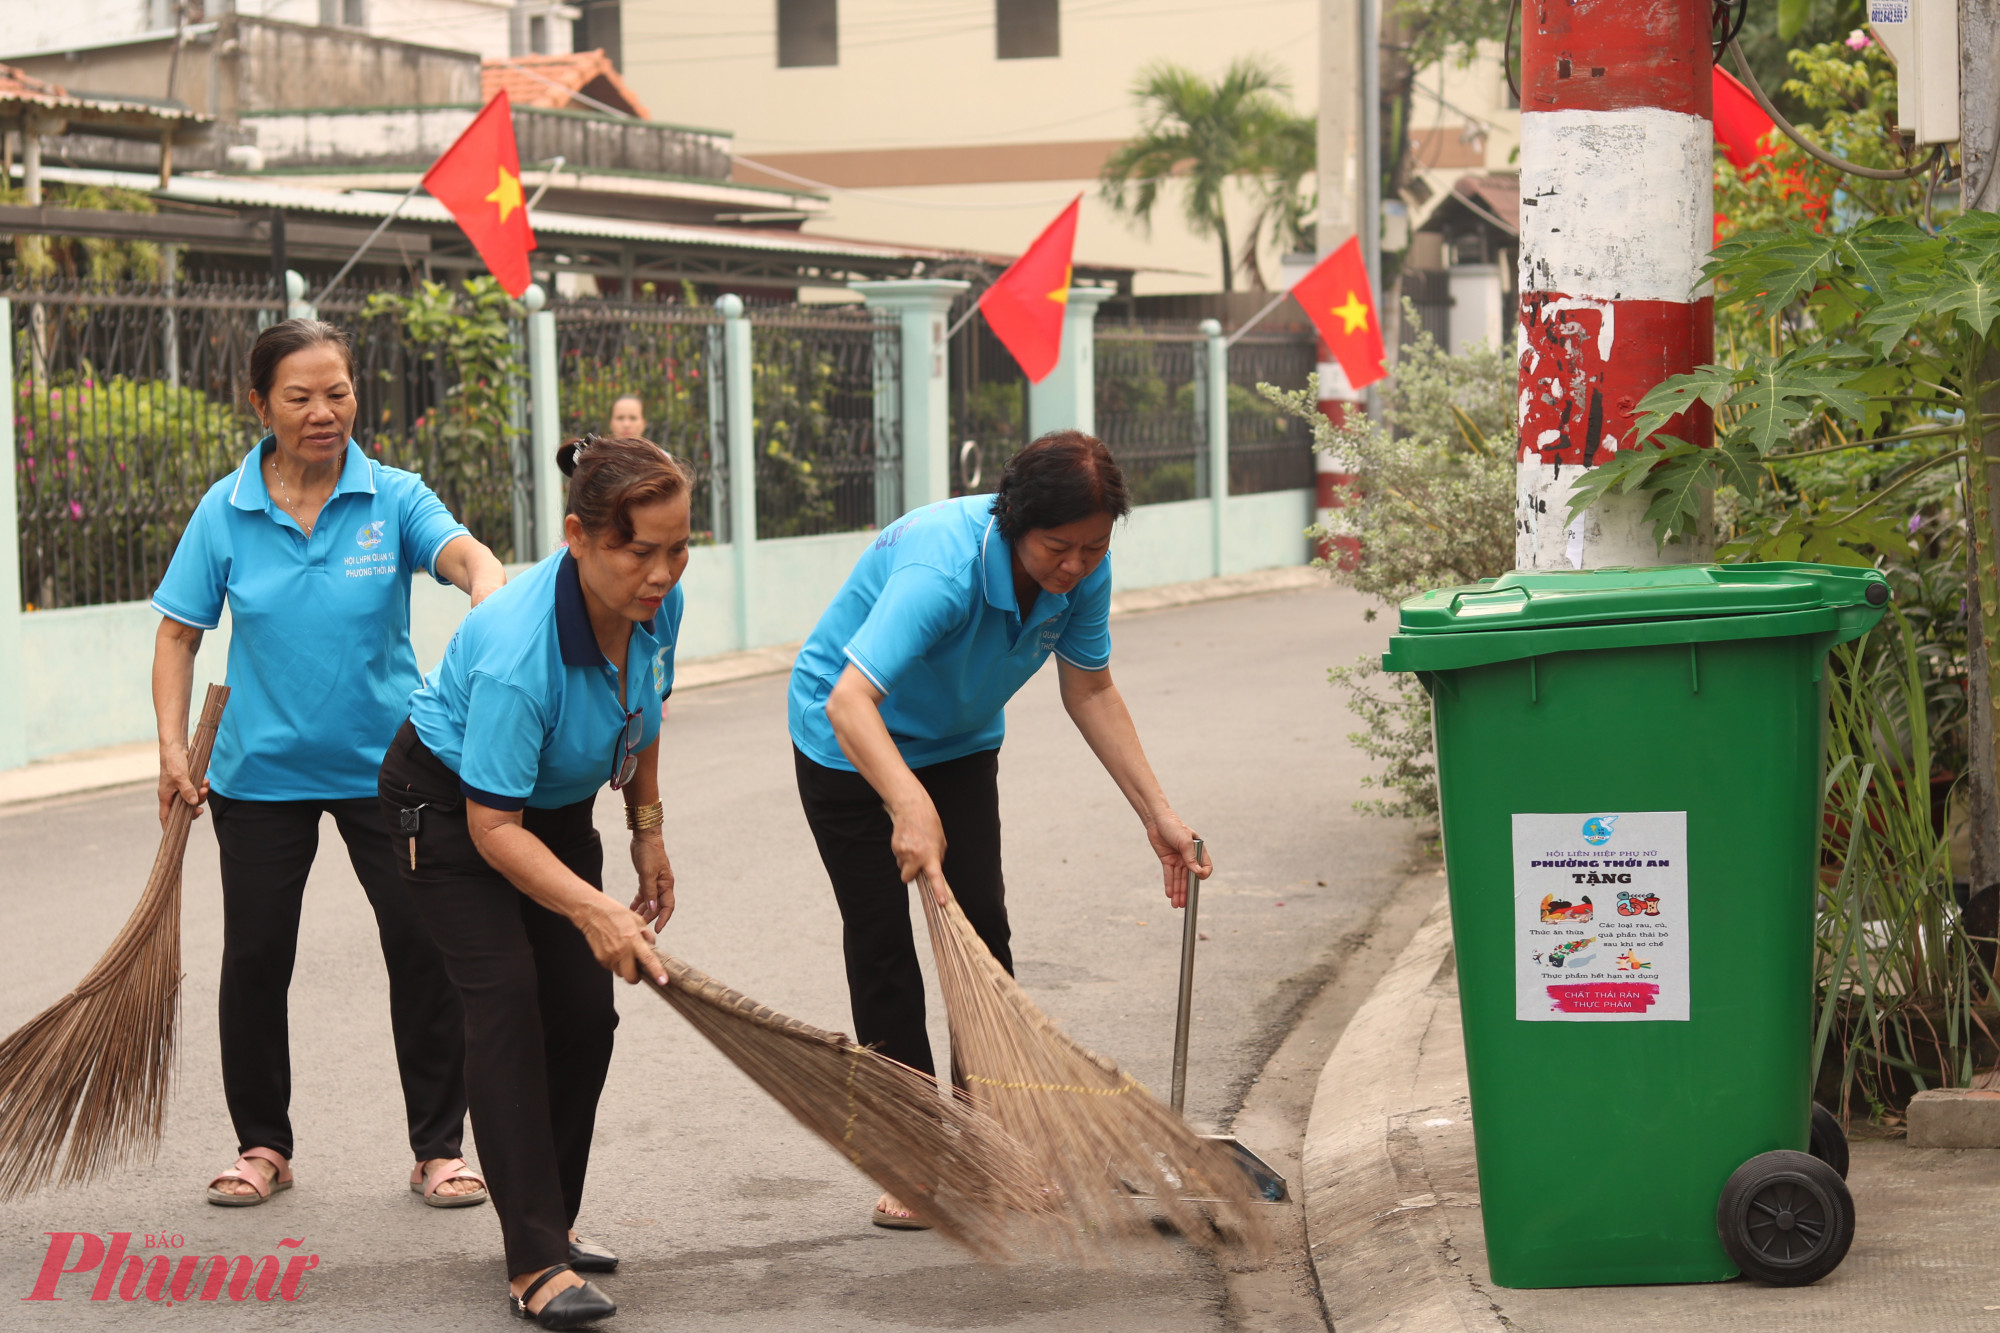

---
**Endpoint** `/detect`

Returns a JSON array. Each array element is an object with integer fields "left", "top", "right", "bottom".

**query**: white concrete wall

[
  {"left": 619, "top": 0, "right": 1319, "bottom": 296},
  {"left": 15, "top": 492, "right": 1309, "bottom": 764}
]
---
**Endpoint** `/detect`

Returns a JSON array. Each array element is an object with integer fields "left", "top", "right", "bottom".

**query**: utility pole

[
  {"left": 1315, "top": 0, "right": 1374, "bottom": 563},
  {"left": 1960, "top": 0, "right": 2000, "bottom": 898},
  {"left": 1514, "top": 1, "right": 1716, "bottom": 569}
]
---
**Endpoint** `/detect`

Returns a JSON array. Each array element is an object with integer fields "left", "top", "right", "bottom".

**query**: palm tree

[{"left": 1098, "top": 57, "right": 1311, "bottom": 293}]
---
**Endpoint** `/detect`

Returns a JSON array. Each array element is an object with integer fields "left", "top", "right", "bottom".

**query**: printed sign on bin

[{"left": 1512, "top": 811, "right": 1689, "bottom": 1022}]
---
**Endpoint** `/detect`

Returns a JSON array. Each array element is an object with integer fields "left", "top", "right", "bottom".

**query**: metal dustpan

[{"left": 1137, "top": 838, "right": 1289, "bottom": 1204}]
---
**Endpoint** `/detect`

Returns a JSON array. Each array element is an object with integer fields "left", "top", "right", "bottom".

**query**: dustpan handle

[{"left": 1169, "top": 837, "right": 1204, "bottom": 1115}]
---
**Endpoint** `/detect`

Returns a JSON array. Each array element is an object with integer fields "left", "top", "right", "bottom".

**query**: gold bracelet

[{"left": 624, "top": 801, "right": 664, "bottom": 832}]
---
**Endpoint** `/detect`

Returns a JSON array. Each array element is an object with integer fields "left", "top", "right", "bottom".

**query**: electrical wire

[
  {"left": 1710, "top": 0, "right": 1749, "bottom": 59},
  {"left": 1725, "top": 39, "right": 1943, "bottom": 182},
  {"left": 1501, "top": 0, "right": 1520, "bottom": 107}
]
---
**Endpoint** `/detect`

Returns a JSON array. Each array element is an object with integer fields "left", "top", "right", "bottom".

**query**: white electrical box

[{"left": 1867, "top": 0, "right": 1960, "bottom": 145}]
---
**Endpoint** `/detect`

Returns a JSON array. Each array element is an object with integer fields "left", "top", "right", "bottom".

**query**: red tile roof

[
  {"left": 481, "top": 51, "right": 650, "bottom": 120},
  {"left": 0, "top": 63, "right": 69, "bottom": 100}
]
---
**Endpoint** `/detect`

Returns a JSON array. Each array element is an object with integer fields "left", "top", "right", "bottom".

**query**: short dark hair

[
  {"left": 247, "top": 318, "right": 356, "bottom": 403},
  {"left": 990, "top": 430, "right": 1130, "bottom": 541},
  {"left": 557, "top": 434, "right": 693, "bottom": 545}
]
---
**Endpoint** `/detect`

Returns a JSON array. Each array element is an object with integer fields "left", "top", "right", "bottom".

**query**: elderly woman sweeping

[
  {"left": 151, "top": 318, "right": 506, "bottom": 1209},
  {"left": 379, "top": 433, "right": 686, "bottom": 1329},
  {"left": 788, "top": 428, "right": 1211, "bottom": 1230}
]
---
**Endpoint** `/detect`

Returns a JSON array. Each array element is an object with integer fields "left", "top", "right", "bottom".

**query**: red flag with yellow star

[
  {"left": 423, "top": 92, "right": 536, "bottom": 296},
  {"left": 1291, "top": 237, "right": 1385, "bottom": 390},
  {"left": 978, "top": 196, "right": 1079, "bottom": 384}
]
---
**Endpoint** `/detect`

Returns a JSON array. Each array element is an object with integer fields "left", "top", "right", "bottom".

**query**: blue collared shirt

[
  {"left": 407, "top": 548, "right": 682, "bottom": 811},
  {"left": 788, "top": 494, "right": 1113, "bottom": 772},
  {"left": 152, "top": 438, "right": 469, "bottom": 801}
]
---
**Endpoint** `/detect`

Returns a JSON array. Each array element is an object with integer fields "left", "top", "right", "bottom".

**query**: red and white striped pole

[
  {"left": 1316, "top": 346, "right": 1364, "bottom": 569},
  {"left": 1515, "top": 2, "right": 1716, "bottom": 569}
]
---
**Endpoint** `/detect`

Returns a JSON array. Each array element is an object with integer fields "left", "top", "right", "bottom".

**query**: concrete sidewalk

[
  {"left": 0, "top": 566, "right": 1321, "bottom": 810},
  {"left": 1303, "top": 884, "right": 2000, "bottom": 1333}
]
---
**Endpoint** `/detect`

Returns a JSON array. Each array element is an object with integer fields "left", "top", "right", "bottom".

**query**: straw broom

[
  {"left": 642, "top": 948, "right": 1063, "bottom": 1261},
  {"left": 917, "top": 882, "right": 1269, "bottom": 1253},
  {"left": 0, "top": 683, "right": 228, "bottom": 1200}
]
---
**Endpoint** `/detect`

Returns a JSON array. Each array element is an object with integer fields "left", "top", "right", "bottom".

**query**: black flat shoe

[
  {"left": 569, "top": 1236, "right": 618, "bottom": 1272},
  {"left": 508, "top": 1264, "right": 616, "bottom": 1330}
]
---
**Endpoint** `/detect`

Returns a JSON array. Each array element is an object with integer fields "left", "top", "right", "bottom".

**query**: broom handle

[{"left": 1170, "top": 838, "right": 1205, "bottom": 1114}]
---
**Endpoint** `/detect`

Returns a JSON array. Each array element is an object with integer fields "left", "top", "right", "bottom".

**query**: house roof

[
  {"left": 0, "top": 61, "right": 211, "bottom": 137},
  {"left": 482, "top": 51, "right": 650, "bottom": 120},
  {"left": 1452, "top": 174, "right": 1519, "bottom": 236}
]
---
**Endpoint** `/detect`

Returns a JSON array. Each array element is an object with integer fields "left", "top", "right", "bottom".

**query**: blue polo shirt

[
  {"left": 152, "top": 439, "right": 469, "bottom": 802},
  {"left": 407, "top": 547, "right": 682, "bottom": 811},
  {"left": 788, "top": 494, "right": 1112, "bottom": 772}
]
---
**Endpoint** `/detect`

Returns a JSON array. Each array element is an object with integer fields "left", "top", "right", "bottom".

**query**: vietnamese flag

[
  {"left": 423, "top": 92, "right": 537, "bottom": 296},
  {"left": 1712, "top": 66, "right": 1825, "bottom": 238},
  {"left": 979, "top": 197, "right": 1079, "bottom": 383},
  {"left": 1290, "top": 237, "right": 1385, "bottom": 391}
]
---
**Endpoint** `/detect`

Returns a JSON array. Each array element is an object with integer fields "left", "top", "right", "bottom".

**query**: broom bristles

[
  {"left": 0, "top": 684, "right": 227, "bottom": 1201},
  {"left": 644, "top": 949, "right": 1067, "bottom": 1261},
  {"left": 918, "top": 884, "right": 1270, "bottom": 1254}
]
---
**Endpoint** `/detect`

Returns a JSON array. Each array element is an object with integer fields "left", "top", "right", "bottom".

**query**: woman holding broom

[
  {"left": 378, "top": 433, "right": 686, "bottom": 1330},
  {"left": 151, "top": 318, "right": 505, "bottom": 1210},
  {"left": 788, "top": 428, "right": 1211, "bottom": 1230}
]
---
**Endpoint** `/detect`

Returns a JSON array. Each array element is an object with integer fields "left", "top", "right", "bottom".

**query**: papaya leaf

[
  {"left": 1630, "top": 365, "right": 1740, "bottom": 447},
  {"left": 1936, "top": 259, "right": 2000, "bottom": 340},
  {"left": 1722, "top": 354, "right": 1869, "bottom": 454},
  {"left": 1708, "top": 439, "right": 1764, "bottom": 495},
  {"left": 1639, "top": 451, "right": 1713, "bottom": 544}
]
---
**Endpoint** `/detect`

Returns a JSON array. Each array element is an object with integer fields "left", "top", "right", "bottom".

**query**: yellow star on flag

[
  {"left": 1047, "top": 264, "right": 1072, "bottom": 305},
  {"left": 1332, "top": 290, "right": 1370, "bottom": 335},
  {"left": 485, "top": 166, "right": 524, "bottom": 224}
]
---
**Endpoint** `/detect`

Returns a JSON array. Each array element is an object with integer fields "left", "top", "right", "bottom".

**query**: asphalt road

[{"left": 0, "top": 578, "right": 1409, "bottom": 1331}]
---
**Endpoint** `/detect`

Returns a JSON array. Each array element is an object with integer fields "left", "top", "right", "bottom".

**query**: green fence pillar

[
  {"left": 1027, "top": 285, "right": 1113, "bottom": 438},
  {"left": 524, "top": 284, "right": 562, "bottom": 561},
  {"left": 1201, "top": 318, "right": 1229, "bottom": 576},
  {"left": 851, "top": 279, "right": 968, "bottom": 512},
  {"left": 719, "top": 294, "right": 756, "bottom": 650},
  {"left": 0, "top": 299, "right": 21, "bottom": 770}
]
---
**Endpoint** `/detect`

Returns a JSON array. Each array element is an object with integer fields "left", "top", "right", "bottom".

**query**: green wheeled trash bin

[{"left": 1383, "top": 563, "right": 1888, "bottom": 1290}]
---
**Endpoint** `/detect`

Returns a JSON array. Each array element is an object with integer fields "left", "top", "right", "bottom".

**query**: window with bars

[
  {"left": 996, "top": 0, "right": 1058, "bottom": 59},
  {"left": 778, "top": 0, "right": 838, "bottom": 67}
]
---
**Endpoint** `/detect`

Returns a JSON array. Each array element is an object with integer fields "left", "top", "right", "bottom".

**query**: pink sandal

[
  {"left": 206, "top": 1147, "right": 292, "bottom": 1207},
  {"left": 410, "top": 1157, "right": 488, "bottom": 1208}
]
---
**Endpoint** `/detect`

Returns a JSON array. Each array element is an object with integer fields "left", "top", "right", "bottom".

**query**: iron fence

[
  {"left": 1226, "top": 332, "right": 1317, "bottom": 495},
  {"left": 948, "top": 293, "right": 1027, "bottom": 496},
  {"left": 1094, "top": 326, "right": 1204, "bottom": 505},
  {"left": 8, "top": 279, "right": 272, "bottom": 610},
  {"left": 553, "top": 300, "right": 728, "bottom": 545},
  {"left": 747, "top": 306, "right": 901, "bottom": 539},
  {"left": 321, "top": 284, "right": 525, "bottom": 564}
]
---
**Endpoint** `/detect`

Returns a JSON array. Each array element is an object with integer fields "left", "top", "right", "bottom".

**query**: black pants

[
  {"left": 380, "top": 722, "right": 617, "bottom": 1278},
  {"left": 794, "top": 746, "right": 1011, "bottom": 1078},
  {"left": 208, "top": 792, "right": 467, "bottom": 1164}
]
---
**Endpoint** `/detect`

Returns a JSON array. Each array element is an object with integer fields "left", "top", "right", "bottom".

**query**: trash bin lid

[{"left": 1384, "top": 563, "right": 1888, "bottom": 672}]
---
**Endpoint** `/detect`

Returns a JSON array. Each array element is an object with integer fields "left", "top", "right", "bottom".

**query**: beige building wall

[{"left": 618, "top": 0, "right": 1319, "bottom": 295}]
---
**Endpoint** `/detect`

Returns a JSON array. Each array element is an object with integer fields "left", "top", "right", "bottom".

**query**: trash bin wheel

[
  {"left": 1716, "top": 1150, "right": 1854, "bottom": 1287},
  {"left": 1808, "top": 1103, "right": 1849, "bottom": 1179}
]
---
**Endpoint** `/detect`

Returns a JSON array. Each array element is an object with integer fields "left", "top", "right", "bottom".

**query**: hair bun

[{"left": 556, "top": 438, "right": 586, "bottom": 477}]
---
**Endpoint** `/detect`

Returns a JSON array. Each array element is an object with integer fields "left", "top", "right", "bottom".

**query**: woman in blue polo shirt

[
  {"left": 151, "top": 319, "right": 506, "bottom": 1209},
  {"left": 789, "top": 428, "right": 1211, "bottom": 1230},
  {"left": 378, "top": 434, "right": 686, "bottom": 1331}
]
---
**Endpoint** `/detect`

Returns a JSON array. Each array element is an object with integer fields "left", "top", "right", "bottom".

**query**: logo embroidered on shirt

[{"left": 356, "top": 520, "right": 386, "bottom": 550}]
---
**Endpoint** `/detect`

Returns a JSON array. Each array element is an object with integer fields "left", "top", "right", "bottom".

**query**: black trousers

[
  {"left": 207, "top": 792, "right": 467, "bottom": 1164},
  {"left": 794, "top": 746, "right": 1011, "bottom": 1079},
  {"left": 380, "top": 722, "right": 617, "bottom": 1278}
]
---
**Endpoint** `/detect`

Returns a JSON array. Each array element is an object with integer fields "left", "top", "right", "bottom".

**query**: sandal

[
  {"left": 871, "top": 1200, "right": 932, "bottom": 1231},
  {"left": 206, "top": 1147, "right": 292, "bottom": 1207},
  {"left": 411, "top": 1157, "right": 489, "bottom": 1208},
  {"left": 509, "top": 1264, "right": 616, "bottom": 1330}
]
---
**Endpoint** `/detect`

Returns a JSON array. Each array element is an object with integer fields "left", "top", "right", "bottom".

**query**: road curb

[{"left": 1301, "top": 884, "right": 1504, "bottom": 1333}]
